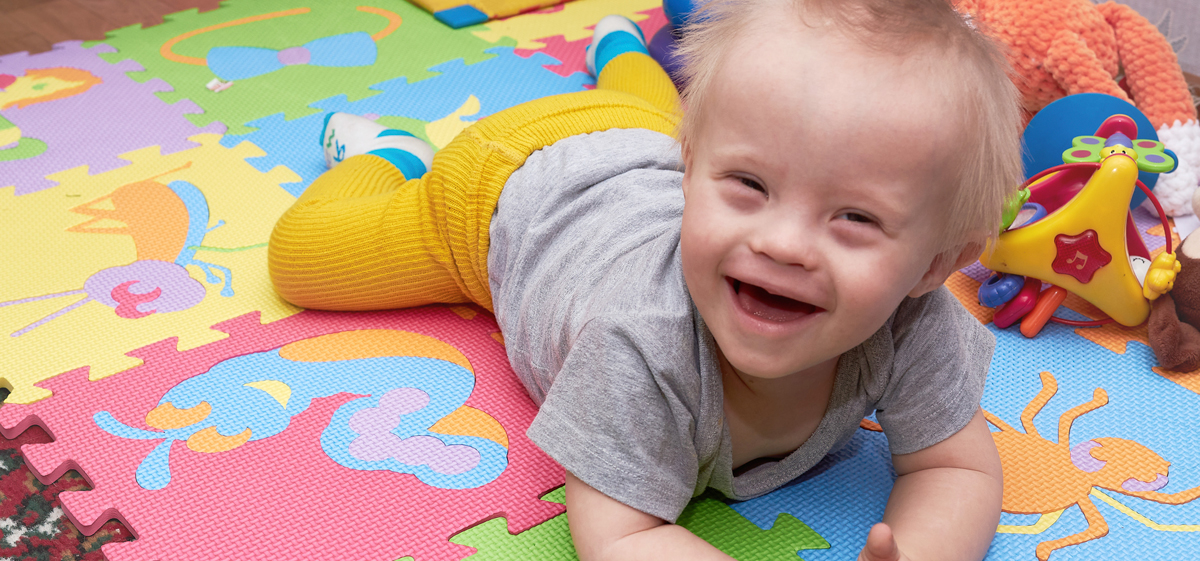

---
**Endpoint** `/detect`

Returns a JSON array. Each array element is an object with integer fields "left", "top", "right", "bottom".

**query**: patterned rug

[{"left": 0, "top": 409, "right": 131, "bottom": 559}]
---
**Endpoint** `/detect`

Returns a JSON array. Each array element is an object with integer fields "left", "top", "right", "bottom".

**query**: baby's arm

[
  {"left": 565, "top": 472, "right": 733, "bottom": 561},
  {"left": 860, "top": 410, "right": 1003, "bottom": 561}
]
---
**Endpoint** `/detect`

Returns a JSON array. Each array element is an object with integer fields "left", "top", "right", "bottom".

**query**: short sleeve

[
  {"left": 525, "top": 316, "right": 701, "bottom": 522},
  {"left": 874, "top": 286, "right": 995, "bottom": 455}
]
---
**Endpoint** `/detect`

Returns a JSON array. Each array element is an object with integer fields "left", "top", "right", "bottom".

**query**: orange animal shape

[{"left": 985, "top": 371, "right": 1200, "bottom": 560}]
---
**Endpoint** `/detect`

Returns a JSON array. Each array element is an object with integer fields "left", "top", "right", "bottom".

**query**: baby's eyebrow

[
  {"left": 708, "top": 144, "right": 770, "bottom": 170},
  {"left": 835, "top": 180, "right": 918, "bottom": 223}
]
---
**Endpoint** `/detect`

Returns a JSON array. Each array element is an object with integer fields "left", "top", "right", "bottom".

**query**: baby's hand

[{"left": 857, "top": 523, "right": 912, "bottom": 561}]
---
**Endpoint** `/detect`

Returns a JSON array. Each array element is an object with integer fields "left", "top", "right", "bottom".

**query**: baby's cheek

[
  {"left": 679, "top": 228, "right": 718, "bottom": 300},
  {"left": 680, "top": 212, "right": 726, "bottom": 272},
  {"left": 840, "top": 259, "right": 917, "bottom": 318}
]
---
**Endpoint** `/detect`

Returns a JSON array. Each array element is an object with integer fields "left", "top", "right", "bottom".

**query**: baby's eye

[
  {"left": 837, "top": 212, "right": 875, "bottom": 224},
  {"left": 738, "top": 176, "right": 766, "bottom": 194}
]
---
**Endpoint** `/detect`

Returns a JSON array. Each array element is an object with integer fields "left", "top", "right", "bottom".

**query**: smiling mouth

[{"left": 731, "top": 279, "right": 822, "bottom": 323}]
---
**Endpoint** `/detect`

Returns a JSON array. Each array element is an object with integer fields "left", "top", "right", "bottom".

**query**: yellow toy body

[{"left": 981, "top": 153, "right": 1152, "bottom": 326}]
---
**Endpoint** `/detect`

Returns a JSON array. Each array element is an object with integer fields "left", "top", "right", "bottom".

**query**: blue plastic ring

[{"left": 979, "top": 273, "right": 1025, "bottom": 308}]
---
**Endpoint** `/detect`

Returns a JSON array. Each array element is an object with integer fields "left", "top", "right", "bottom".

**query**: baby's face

[{"left": 680, "top": 23, "right": 962, "bottom": 380}]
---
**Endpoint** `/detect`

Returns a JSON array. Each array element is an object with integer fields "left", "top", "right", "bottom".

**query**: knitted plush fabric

[
  {"left": 956, "top": 0, "right": 1200, "bottom": 216},
  {"left": 267, "top": 52, "right": 681, "bottom": 312}
]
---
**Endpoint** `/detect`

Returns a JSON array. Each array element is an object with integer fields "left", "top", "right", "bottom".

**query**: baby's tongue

[{"left": 736, "top": 282, "right": 816, "bottom": 322}]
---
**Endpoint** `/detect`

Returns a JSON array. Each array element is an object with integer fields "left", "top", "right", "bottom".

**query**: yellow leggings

[{"left": 268, "top": 52, "right": 681, "bottom": 312}]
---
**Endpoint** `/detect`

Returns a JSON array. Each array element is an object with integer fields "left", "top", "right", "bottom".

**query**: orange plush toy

[{"left": 956, "top": 0, "right": 1199, "bottom": 217}]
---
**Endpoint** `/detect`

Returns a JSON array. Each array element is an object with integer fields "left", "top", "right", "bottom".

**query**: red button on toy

[{"left": 1052, "top": 230, "right": 1111, "bottom": 283}]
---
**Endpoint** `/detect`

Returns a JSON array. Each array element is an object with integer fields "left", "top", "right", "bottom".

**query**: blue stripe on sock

[
  {"left": 594, "top": 31, "right": 649, "bottom": 76},
  {"left": 368, "top": 148, "right": 427, "bottom": 180},
  {"left": 376, "top": 129, "right": 416, "bottom": 138}
]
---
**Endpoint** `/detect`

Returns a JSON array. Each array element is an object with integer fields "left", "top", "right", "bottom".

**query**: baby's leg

[
  {"left": 588, "top": 15, "right": 681, "bottom": 117},
  {"left": 268, "top": 143, "right": 474, "bottom": 311},
  {"left": 271, "top": 36, "right": 681, "bottom": 313}
]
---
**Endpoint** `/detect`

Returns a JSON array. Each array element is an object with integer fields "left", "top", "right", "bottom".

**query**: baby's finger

[{"left": 859, "top": 523, "right": 901, "bottom": 561}]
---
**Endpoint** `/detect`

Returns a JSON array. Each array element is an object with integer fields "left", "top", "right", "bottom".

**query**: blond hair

[{"left": 674, "top": 0, "right": 1023, "bottom": 253}]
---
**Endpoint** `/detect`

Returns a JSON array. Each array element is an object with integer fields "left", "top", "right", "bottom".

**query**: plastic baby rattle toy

[{"left": 977, "top": 113, "right": 1181, "bottom": 338}]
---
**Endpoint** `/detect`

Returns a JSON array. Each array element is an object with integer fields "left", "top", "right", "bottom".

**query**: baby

[{"left": 268, "top": 0, "right": 1023, "bottom": 559}]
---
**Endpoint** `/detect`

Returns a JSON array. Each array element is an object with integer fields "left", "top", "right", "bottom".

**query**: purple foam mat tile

[{"left": 0, "top": 41, "right": 226, "bottom": 195}]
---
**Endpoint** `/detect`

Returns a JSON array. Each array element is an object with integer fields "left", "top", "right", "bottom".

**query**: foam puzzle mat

[{"left": 1, "top": 0, "right": 1198, "bottom": 559}]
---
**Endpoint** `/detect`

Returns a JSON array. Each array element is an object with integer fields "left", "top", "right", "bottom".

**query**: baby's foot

[
  {"left": 585, "top": 15, "right": 648, "bottom": 77},
  {"left": 320, "top": 112, "right": 434, "bottom": 179}
]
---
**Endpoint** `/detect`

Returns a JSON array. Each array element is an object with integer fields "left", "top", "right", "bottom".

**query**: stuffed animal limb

[
  {"left": 1147, "top": 192, "right": 1200, "bottom": 370},
  {"left": 1148, "top": 243, "right": 1200, "bottom": 371},
  {"left": 1096, "top": 1, "right": 1200, "bottom": 217},
  {"left": 1097, "top": 2, "right": 1194, "bottom": 129},
  {"left": 1044, "top": 30, "right": 1132, "bottom": 102},
  {"left": 956, "top": 0, "right": 1199, "bottom": 216},
  {"left": 1152, "top": 117, "right": 1200, "bottom": 218}
]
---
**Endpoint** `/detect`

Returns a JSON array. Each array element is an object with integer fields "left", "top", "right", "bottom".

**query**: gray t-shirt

[{"left": 487, "top": 128, "right": 994, "bottom": 523}]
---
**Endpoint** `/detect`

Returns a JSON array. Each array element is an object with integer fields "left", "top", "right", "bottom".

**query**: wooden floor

[{"left": 0, "top": 0, "right": 219, "bottom": 55}]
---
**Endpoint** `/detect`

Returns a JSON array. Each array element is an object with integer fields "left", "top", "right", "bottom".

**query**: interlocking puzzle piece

[
  {"left": 0, "top": 41, "right": 225, "bottom": 195},
  {"left": 404, "top": 0, "right": 573, "bottom": 29},
  {"left": 1153, "top": 365, "right": 1200, "bottom": 397},
  {"left": 726, "top": 429, "right": 894, "bottom": 561},
  {"left": 986, "top": 371, "right": 1200, "bottom": 560},
  {"left": 313, "top": 47, "right": 589, "bottom": 125},
  {"left": 512, "top": 7, "right": 666, "bottom": 78},
  {"left": 224, "top": 47, "right": 589, "bottom": 196},
  {"left": 93, "top": 1, "right": 503, "bottom": 135},
  {"left": 982, "top": 322, "right": 1200, "bottom": 560},
  {"left": 0, "top": 428, "right": 132, "bottom": 557},
  {"left": 0, "top": 134, "right": 301, "bottom": 404},
  {"left": 723, "top": 315, "right": 1200, "bottom": 561},
  {"left": 471, "top": 0, "right": 659, "bottom": 49},
  {"left": 451, "top": 486, "right": 829, "bottom": 559},
  {"left": 0, "top": 307, "right": 564, "bottom": 560}
]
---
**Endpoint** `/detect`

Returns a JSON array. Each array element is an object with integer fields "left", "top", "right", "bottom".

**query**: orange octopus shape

[{"left": 985, "top": 371, "right": 1200, "bottom": 560}]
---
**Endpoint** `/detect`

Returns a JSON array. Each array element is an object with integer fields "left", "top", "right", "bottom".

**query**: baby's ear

[
  {"left": 679, "top": 138, "right": 693, "bottom": 197},
  {"left": 908, "top": 241, "right": 984, "bottom": 297}
]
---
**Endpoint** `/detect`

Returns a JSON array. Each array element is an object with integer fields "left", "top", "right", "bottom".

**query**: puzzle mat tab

[{"left": 2, "top": 0, "right": 1199, "bottom": 558}]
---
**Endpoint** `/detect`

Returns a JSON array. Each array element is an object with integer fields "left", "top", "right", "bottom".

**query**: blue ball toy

[
  {"left": 663, "top": 0, "right": 697, "bottom": 30},
  {"left": 1023, "top": 93, "right": 1171, "bottom": 210},
  {"left": 649, "top": 26, "right": 685, "bottom": 86}
]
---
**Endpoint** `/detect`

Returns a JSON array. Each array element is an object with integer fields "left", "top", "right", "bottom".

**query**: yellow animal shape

[{"left": 985, "top": 371, "right": 1200, "bottom": 560}]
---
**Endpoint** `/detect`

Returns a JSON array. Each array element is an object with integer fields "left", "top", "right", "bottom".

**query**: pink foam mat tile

[
  {"left": 0, "top": 306, "right": 564, "bottom": 560},
  {"left": 512, "top": 7, "right": 667, "bottom": 78}
]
